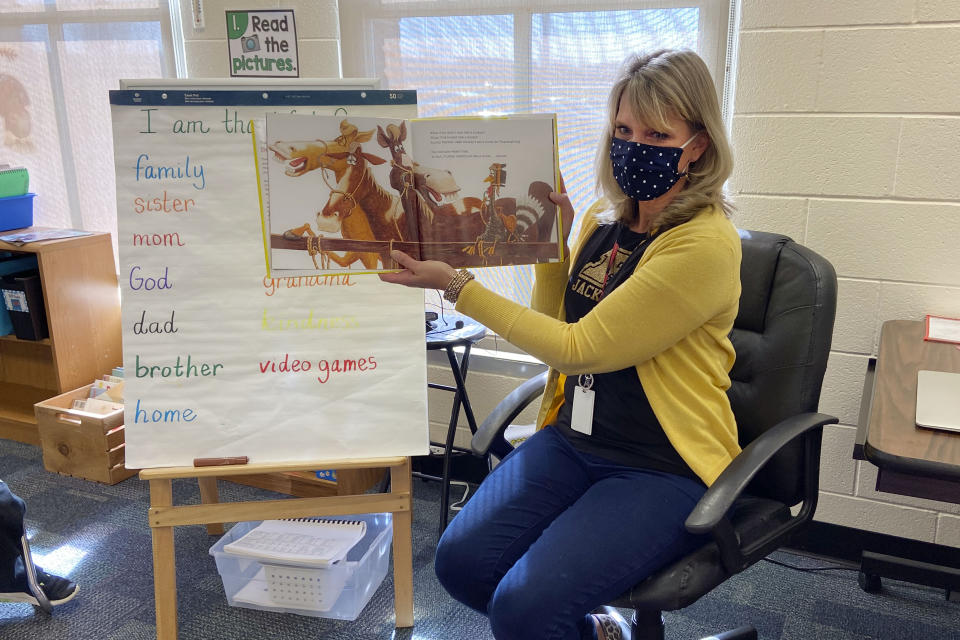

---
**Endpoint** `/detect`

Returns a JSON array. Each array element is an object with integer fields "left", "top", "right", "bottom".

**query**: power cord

[
  {"left": 448, "top": 481, "right": 472, "bottom": 511},
  {"left": 762, "top": 556, "right": 857, "bottom": 574}
]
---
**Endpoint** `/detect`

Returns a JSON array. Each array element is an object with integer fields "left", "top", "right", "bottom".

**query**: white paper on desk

[{"left": 925, "top": 315, "right": 960, "bottom": 345}]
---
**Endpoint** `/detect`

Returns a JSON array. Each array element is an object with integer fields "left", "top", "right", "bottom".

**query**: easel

[{"left": 140, "top": 456, "right": 414, "bottom": 640}]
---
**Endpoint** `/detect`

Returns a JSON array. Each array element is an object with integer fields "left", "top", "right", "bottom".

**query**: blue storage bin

[
  {"left": 0, "top": 255, "right": 38, "bottom": 335},
  {"left": 0, "top": 193, "right": 35, "bottom": 232}
]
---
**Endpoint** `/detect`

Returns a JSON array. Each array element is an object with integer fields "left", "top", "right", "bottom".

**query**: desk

[
  {"left": 854, "top": 319, "right": 960, "bottom": 598},
  {"left": 141, "top": 457, "right": 414, "bottom": 639},
  {"left": 425, "top": 316, "right": 486, "bottom": 534}
]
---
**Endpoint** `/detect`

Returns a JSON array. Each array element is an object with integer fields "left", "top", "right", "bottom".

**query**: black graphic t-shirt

[{"left": 552, "top": 222, "right": 699, "bottom": 480}]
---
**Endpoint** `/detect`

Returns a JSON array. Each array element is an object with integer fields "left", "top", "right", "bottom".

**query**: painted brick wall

[
  {"left": 177, "top": 0, "right": 341, "bottom": 78},
  {"left": 731, "top": 0, "right": 960, "bottom": 545}
]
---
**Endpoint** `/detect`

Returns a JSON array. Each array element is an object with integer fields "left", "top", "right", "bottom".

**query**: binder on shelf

[
  {"left": 222, "top": 517, "right": 367, "bottom": 567},
  {"left": 0, "top": 269, "right": 48, "bottom": 340},
  {"left": 0, "top": 166, "right": 28, "bottom": 198},
  {"left": 0, "top": 255, "right": 38, "bottom": 336}
]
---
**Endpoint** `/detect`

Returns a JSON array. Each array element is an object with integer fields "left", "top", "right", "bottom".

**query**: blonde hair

[{"left": 595, "top": 49, "right": 734, "bottom": 230}]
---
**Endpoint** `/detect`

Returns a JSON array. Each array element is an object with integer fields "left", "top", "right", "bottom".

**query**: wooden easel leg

[
  {"left": 391, "top": 458, "right": 414, "bottom": 628},
  {"left": 150, "top": 479, "right": 178, "bottom": 640},
  {"left": 197, "top": 477, "right": 225, "bottom": 535}
]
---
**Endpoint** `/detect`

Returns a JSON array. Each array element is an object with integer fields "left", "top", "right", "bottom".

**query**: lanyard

[
  {"left": 598, "top": 234, "right": 654, "bottom": 300},
  {"left": 599, "top": 240, "right": 620, "bottom": 299}
]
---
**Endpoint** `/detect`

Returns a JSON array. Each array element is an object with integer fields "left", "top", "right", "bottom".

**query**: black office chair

[{"left": 470, "top": 230, "right": 839, "bottom": 640}]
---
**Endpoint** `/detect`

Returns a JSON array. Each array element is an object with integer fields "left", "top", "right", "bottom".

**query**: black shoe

[
  {"left": 0, "top": 567, "right": 78, "bottom": 606},
  {"left": 590, "top": 605, "right": 631, "bottom": 640}
]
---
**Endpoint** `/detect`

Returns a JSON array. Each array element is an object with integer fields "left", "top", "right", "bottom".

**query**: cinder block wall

[
  {"left": 730, "top": 0, "right": 960, "bottom": 546},
  {"left": 177, "top": 0, "right": 341, "bottom": 78}
]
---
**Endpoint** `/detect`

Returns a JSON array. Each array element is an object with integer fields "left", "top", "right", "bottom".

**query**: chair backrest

[{"left": 727, "top": 230, "right": 837, "bottom": 505}]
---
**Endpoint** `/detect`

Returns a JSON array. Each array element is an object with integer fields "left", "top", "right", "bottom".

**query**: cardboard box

[{"left": 35, "top": 385, "right": 136, "bottom": 485}]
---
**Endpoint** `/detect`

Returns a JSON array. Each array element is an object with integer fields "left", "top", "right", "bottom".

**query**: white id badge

[{"left": 570, "top": 374, "right": 595, "bottom": 436}]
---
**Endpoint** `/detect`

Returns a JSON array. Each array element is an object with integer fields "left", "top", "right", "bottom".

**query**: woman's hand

[
  {"left": 378, "top": 250, "right": 458, "bottom": 290},
  {"left": 550, "top": 173, "right": 576, "bottom": 251}
]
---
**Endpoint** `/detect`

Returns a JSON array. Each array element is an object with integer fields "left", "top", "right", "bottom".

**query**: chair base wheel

[
  {"left": 858, "top": 570, "right": 882, "bottom": 593},
  {"left": 630, "top": 610, "right": 665, "bottom": 640}
]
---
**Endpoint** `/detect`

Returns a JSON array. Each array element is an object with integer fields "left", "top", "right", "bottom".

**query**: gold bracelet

[{"left": 443, "top": 269, "right": 475, "bottom": 304}]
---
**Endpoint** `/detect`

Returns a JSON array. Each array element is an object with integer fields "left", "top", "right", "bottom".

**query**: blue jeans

[{"left": 434, "top": 426, "right": 708, "bottom": 640}]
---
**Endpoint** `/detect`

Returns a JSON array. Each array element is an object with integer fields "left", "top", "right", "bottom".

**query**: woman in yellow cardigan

[{"left": 382, "top": 49, "right": 740, "bottom": 640}]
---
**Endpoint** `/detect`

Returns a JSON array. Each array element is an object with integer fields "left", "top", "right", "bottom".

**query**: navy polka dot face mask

[{"left": 609, "top": 133, "right": 699, "bottom": 201}]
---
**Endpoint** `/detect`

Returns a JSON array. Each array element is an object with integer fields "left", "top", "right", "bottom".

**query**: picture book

[
  {"left": 222, "top": 518, "right": 367, "bottom": 567},
  {"left": 261, "top": 112, "right": 562, "bottom": 275}
]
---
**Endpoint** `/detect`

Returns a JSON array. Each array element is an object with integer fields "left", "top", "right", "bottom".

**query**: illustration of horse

[
  {"left": 268, "top": 119, "right": 372, "bottom": 180},
  {"left": 316, "top": 141, "right": 406, "bottom": 269},
  {"left": 270, "top": 120, "right": 401, "bottom": 269},
  {"left": 376, "top": 122, "right": 420, "bottom": 241}
]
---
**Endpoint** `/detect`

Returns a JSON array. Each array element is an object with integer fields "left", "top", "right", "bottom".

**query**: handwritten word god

[{"left": 129, "top": 266, "right": 172, "bottom": 291}]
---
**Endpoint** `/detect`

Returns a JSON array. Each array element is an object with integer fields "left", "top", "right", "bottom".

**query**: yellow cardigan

[{"left": 456, "top": 201, "right": 742, "bottom": 486}]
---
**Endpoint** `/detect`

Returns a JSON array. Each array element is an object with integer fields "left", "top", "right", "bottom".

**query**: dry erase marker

[{"left": 193, "top": 456, "right": 249, "bottom": 467}]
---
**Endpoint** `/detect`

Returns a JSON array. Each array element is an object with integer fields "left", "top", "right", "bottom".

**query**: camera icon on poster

[{"left": 240, "top": 34, "right": 260, "bottom": 53}]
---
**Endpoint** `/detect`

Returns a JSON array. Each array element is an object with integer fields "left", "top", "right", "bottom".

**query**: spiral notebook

[{"left": 223, "top": 518, "right": 367, "bottom": 567}]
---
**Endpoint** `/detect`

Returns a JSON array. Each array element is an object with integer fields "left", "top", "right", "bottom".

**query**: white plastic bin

[{"left": 209, "top": 513, "right": 392, "bottom": 620}]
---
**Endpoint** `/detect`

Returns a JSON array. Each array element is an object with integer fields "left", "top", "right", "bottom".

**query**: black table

[{"left": 425, "top": 314, "right": 487, "bottom": 534}]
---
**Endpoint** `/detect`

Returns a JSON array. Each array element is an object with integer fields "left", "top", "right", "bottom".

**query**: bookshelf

[{"left": 0, "top": 229, "right": 121, "bottom": 445}]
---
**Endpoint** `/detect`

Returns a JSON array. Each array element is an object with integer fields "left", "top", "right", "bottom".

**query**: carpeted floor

[{"left": 1, "top": 437, "right": 958, "bottom": 639}]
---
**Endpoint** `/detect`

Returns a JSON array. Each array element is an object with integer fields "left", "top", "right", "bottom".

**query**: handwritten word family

[
  {"left": 135, "top": 154, "right": 205, "bottom": 190},
  {"left": 258, "top": 353, "right": 379, "bottom": 384}
]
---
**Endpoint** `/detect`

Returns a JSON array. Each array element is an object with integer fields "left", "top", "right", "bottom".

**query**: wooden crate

[{"left": 34, "top": 385, "right": 136, "bottom": 485}]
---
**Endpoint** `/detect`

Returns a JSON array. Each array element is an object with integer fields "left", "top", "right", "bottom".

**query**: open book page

[
  {"left": 264, "top": 113, "right": 422, "bottom": 275},
  {"left": 407, "top": 114, "right": 561, "bottom": 267},
  {"left": 222, "top": 518, "right": 367, "bottom": 567}
]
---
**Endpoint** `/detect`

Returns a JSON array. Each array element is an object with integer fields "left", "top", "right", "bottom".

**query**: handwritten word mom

[{"left": 135, "top": 154, "right": 205, "bottom": 190}]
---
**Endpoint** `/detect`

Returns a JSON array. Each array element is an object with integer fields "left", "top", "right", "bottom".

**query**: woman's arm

[{"left": 456, "top": 230, "right": 739, "bottom": 375}]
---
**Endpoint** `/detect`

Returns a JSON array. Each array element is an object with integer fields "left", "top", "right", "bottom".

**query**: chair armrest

[
  {"left": 685, "top": 412, "right": 838, "bottom": 535},
  {"left": 471, "top": 371, "right": 549, "bottom": 457}
]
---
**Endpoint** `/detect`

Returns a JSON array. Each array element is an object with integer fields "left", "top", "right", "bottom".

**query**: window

[
  {"left": 0, "top": 0, "right": 178, "bottom": 251},
  {"left": 341, "top": 0, "right": 732, "bottom": 303}
]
